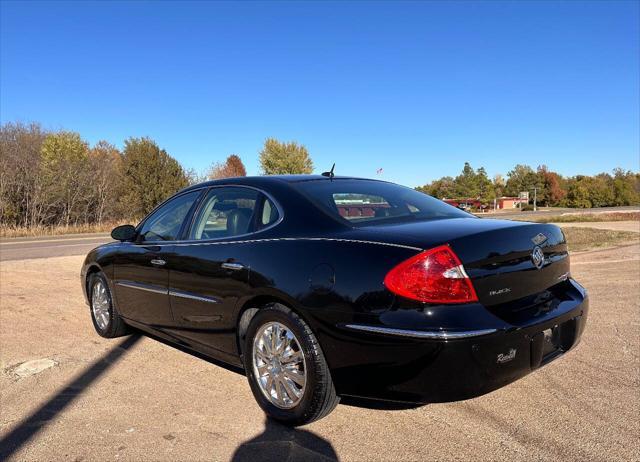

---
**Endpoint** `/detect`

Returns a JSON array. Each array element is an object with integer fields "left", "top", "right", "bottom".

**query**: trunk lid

[{"left": 347, "top": 217, "right": 570, "bottom": 305}]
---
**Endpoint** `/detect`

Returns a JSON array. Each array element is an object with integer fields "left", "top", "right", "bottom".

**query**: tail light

[{"left": 383, "top": 245, "right": 478, "bottom": 304}]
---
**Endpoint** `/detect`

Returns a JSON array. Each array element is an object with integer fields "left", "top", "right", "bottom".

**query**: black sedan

[{"left": 81, "top": 175, "right": 588, "bottom": 425}]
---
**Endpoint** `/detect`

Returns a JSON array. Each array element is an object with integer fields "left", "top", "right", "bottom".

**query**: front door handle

[
  {"left": 150, "top": 259, "right": 166, "bottom": 266},
  {"left": 221, "top": 262, "right": 245, "bottom": 271}
]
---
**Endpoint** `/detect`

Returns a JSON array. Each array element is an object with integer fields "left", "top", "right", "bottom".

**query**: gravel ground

[{"left": 1, "top": 245, "right": 639, "bottom": 461}]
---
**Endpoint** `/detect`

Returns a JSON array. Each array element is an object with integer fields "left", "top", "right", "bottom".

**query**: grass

[
  {"left": 510, "top": 211, "right": 640, "bottom": 223},
  {"left": 0, "top": 221, "right": 132, "bottom": 238},
  {"left": 563, "top": 227, "right": 639, "bottom": 252}
]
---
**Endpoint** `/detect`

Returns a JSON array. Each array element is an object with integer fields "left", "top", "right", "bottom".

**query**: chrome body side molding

[
  {"left": 116, "top": 280, "right": 167, "bottom": 295},
  {"left": 116, "top": 281, "right": 220, "bottom": 304},
  {"left": 342, "top": 324, "right": 498, "bottom": 339},
  {"left": 168, "top": 289, "right": 221, "bottom": 304}
]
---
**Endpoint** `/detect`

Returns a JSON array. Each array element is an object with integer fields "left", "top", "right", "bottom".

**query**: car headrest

[{"left": 226, "top": 208, "right": 252, "bottom": 236}]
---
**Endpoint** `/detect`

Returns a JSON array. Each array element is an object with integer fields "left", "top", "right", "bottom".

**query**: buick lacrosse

[{"left": 81, "top": 175, "right": 588, "bottom": 425}]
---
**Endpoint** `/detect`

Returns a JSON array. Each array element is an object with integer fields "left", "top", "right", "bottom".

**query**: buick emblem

[{"left": 531, "top": 245, "right": 545, "bottom": 270}]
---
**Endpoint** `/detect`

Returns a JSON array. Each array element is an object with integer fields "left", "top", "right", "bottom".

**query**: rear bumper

[{"left": 321, "top": 279, "right": 588, "bottom": 403}]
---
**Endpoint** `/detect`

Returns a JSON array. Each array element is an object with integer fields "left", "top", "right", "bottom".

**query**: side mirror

[{"left": 111, "top": 224, "right": 137, "bottom": 242}]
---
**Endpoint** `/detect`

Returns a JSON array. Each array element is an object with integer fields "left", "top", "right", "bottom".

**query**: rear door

[
  {"left": 168, "top": 186, "right": 280, "bottom": 353},
  {"left": 113, "top": 190, "right": 202, "bottom": 326}
]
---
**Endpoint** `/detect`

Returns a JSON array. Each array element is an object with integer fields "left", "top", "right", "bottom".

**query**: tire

[
  {"left": 244, "top": 303, "right": 340, "bottom": 426},
  {"left": 88, "top": 272, "right": 129, "bottom": 338}
]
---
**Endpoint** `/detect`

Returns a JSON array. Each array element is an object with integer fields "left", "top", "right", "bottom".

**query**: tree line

[
  {"left": 1, "top": 120, "right": 637, "bottom": 231},
  {"left": 416, "top": 162, "right": 640, "bottom": 208},
  {"left": 0, "top": 122, "right": 313, "bottom": 229}
]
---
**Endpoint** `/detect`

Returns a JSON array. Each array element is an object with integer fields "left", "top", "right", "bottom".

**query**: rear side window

[
  {"left": 190, "top": 187, "right": 261, "bottom": 240},
  {"left": 295, "top": 179, "right": 472, "bottom": 226},
  {"left": 260, "top": 197, "right": 280, "bottom": 228}
]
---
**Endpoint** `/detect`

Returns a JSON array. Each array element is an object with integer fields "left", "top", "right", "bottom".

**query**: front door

[{"left": 113, "top": 190, "right": 202, "bottom": 326}]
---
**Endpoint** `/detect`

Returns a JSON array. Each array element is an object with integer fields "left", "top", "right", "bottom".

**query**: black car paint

[{"left": 81, "top": 175, "right": 588, "bottom": 403}]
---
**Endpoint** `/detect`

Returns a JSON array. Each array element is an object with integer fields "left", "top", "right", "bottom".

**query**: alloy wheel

[
  {"left": 252, "top": 321, "right": 307, "bottom": 409},
  {"left": 91, "top": 279, "right": 110, "bottom": 331}
]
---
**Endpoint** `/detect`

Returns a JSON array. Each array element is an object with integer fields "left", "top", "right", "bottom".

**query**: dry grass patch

[
  {"left": 564, "top": 227, "right": 640, "bottom": 252},
  {"left": 0, "top": 221, "right": 133, "bottom": 238},
  {"left": 511, "top": 211, "right": 639, "bottom": 223}
]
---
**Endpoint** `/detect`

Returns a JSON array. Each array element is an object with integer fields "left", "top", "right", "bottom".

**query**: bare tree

[
  {"left": 87, "top": 141, "right": 122, "bottom": 223},
  {"left": 0, "top": 122, "right": 48, "bottom": 227}
]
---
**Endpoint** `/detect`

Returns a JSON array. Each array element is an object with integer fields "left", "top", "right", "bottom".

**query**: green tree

[
  {"left": 564, "top": 175, "right": 616, "bottom": 208},
  {"left": 259, "top": 138, "right": 313, "bottom": 174},
  {"left": 120, "top": 137, "right": 189, "bottom": 218},
  {"left": 454, "top": 162, "right": 479, "bottom": 198},
  {"left": 590, "top": 174, "right": 615, "bottom": 207},
  {"left": 564, "top": 177, "right": 590, "bottom": 208},
  {"left": 40, "top": 131, "right": 90, "bottom": 226},
  {"left": 612, "top": 168, "right": 640, "bottom": 205},
  {"left": 505, "top": 164, "right": 538, "bottom": 199},
  {"left": 416, "top": 176, "right": 456, "bottom": 198},
  {"left": 476, "top": 167, "right": 495, "bottom": 204}
]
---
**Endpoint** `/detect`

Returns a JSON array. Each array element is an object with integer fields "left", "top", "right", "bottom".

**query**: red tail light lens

[{"left": 383, "top": 245, "right": 478, "bottom": 304}]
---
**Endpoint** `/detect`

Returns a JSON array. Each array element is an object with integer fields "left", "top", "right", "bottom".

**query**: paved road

[
  {"left": 0, "top": 245, "right": 638, "bottom": 461},
  {"left": 0, "top": 234, "right": 112, "bottom": 262}
]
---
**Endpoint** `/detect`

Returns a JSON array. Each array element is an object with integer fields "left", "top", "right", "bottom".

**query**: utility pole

[{"left": 533, "top": 187, "right": 537, "bottom": 212}]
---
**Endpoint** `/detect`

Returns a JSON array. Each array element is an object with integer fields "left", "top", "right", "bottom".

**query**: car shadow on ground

[
  {"left": 231, "top": 417, "right": 338, "bottom": 462},
  {"left": 0, "top": 335, "right": 142, "bottom": 461}
]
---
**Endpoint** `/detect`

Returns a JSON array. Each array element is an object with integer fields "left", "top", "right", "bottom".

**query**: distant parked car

[{"left": 81, "top": 175, "right": 588, "bottom": 425}]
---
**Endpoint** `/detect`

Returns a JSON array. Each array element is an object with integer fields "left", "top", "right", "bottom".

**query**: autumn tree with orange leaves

[{"left": 208, "top": 154, "right": 247, "bottom": 179}]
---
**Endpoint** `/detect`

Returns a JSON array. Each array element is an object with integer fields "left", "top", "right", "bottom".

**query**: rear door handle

[
  {"left": 150, "top": 259, "right": 166, "bottom": 266},
  {"left": 221, "top": 262, "right": 245, "bottom": 271}
]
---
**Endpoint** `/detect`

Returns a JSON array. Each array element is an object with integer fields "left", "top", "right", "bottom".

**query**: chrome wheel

[
  {"left": 91, "top": 279, "right": 110, "bottom": 331},
  {"left": 252, "top": 321, "right": 307, "bottom": 409}
]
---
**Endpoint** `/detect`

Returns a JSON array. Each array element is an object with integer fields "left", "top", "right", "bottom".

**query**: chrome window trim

[
  {"left": 134, "top": 187, "right": 208, "bottom": 242},
  {"left": 342, "top": 324, "right": 497, "bottom": 339},
  {"left": 116, "top": 280, "right": 168, "bottom": 295},
  {"left": 151, "top": 237, "right": 421, "bottom": 251},
  {"left": 185, "top": 184, "right": 285, "bottom": 242},
  {"left": 133, "top": 184, "right": 285, "bottom": 246},
  {"left": 168, "top": 289, "right": 221, "bottom": 304}
]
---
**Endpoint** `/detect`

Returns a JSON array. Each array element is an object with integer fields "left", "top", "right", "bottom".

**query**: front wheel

[
  {"left": 88, "top": 272, "right": 129, "bottom": 338},
  {"left": 244, "top": 304, "right": 339, "bottom": 425}
]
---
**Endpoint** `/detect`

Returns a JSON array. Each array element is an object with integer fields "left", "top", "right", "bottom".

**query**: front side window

[
  {"left": 295, "top": 179, "right": 473, "bottom": 226},
  {"left": 190, "top": 187, "right": 262, "bottom": 240},
  {"left": 138, "top": 190, "right": 201, "bottom": 241}
]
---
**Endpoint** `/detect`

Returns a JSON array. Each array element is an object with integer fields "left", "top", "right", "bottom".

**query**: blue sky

[{"left": 1, "top": 1, "right": 638, "bottom": 186}]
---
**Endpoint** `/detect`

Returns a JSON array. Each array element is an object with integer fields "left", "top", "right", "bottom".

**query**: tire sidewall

[{"left": 244, "top": 306, "right": 321, "bottom": 423}]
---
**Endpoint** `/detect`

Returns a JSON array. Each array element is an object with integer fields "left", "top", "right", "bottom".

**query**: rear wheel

[
  {"left": 244, "top": 304, "right": 339, "bottom": 425},
  {"left": 88, "top": 272, "right": 129, "bottom": 338}
]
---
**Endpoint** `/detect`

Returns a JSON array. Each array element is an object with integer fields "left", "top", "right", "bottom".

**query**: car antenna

[{"left": 321, "top": 163, "right": 335, "bottom": 180}]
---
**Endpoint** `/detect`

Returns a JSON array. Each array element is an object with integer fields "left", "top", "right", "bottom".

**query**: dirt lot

[{"left": 1, "top": 245, "right": 639, "bottom": 461}]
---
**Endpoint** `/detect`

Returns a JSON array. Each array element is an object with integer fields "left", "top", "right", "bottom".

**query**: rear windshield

[{"left": 294, "top": 179, "right": 473, "bottom": 226}]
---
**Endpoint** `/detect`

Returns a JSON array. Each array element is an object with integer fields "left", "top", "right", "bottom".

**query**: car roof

[{"left": 181, "top": 175, "right": 387, "bottom": 193}]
